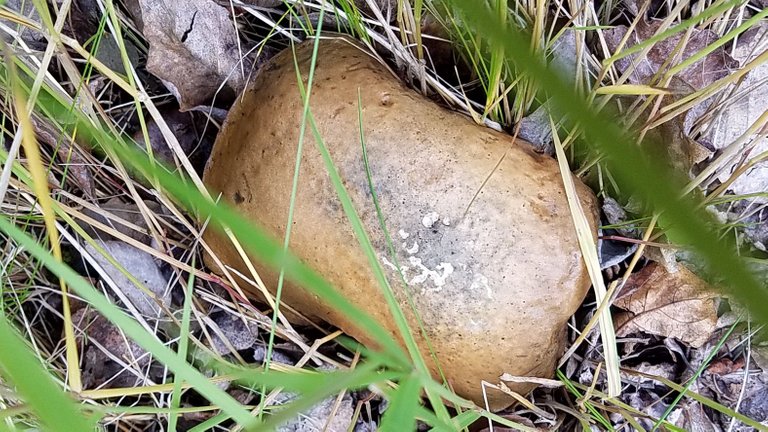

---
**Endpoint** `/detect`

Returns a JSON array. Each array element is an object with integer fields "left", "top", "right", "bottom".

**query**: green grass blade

[
  {"left": 380, "top": 374, "right": 421, "bottom": 431},
  {"left": 0, "top": 318, "right": 96, "bottom": 431},
  {"left": 253, "top": 361, "right": 389, "bottom": 430},
  {"left": 168, "top": 262, "right": 197, "bottom": 431},
  {"left": 0, "top": 215, "right": 258, "bottom": 428}
]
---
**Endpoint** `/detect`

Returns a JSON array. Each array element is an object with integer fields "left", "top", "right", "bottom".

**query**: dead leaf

[
  {"left": 131, "top": 106, "right": 215, "bottom": 172},
  {"left": 674, "top": 401, "right": 719, "bottom": 432},
  {"left": 74, "top": 308, "right": 152, "bottom": 389},
  {"left": 614, "top": 262, "right": 719, "bottom": 348},
  {"left": 79, "top": 197, "right": 162, "bottom": 245},
  {"left": 137, "top": 0, "right": 248, "bottom": 110},
  {"left": 706, "top": 356, "right": 745, "bottom": 375},
  {"left": 603, "top": 20, "right": 738, "bottom": 90},
  {"left": 85, "top": 240, "right": 171, "bottom": 318},
  {"left": 752, "top": 341, "right": 768, "bottom": 373},
  {"left": 274, "top": 393, "right": 355, "bottom": 432},
  {"left": 208, "top": 310, "right": 259, "bottom": 355}
]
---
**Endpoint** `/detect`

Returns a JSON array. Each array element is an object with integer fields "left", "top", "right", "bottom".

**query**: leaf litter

[{"left": 3, "top": 0, "right": 768, "bottom": 430}]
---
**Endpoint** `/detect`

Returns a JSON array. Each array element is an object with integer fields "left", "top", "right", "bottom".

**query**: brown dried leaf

[
  {"left": 74, "top": 308, "right": 151, "bottom": 389},
  {"left": 131, "top": 107, "right": 215, "bottom": 172},
  {"left": 642, "top": 114, "right": 713, "bottom": 177},
  {"left": 614, "top": 262, "right": 719, "bottom": 348},
  {"left": 603, "top": 20, "right": 738, "bottom": 90},
  {"left": 138, "top": 0, "right": 247, "bottom": 110}
]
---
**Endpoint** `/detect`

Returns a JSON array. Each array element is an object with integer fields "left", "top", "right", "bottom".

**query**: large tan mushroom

[{"left": 203, "top": 37, "right": 599, "bottom": 409}]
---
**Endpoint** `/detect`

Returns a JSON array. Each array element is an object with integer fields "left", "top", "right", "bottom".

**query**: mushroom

[{"left": 203, "top": 37, "right": 599, "bottom": 409}]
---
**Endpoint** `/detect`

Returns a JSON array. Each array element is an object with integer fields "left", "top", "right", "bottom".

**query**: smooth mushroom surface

[{"left": 203, "top": 37, "right": 599, "bottom": 409}]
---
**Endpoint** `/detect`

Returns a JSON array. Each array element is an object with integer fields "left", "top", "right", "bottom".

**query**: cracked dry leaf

[
  {"left": 614, "top": 262, "right": 719, "bottom": 348},
  {"left": 138, "top": 0, "right": 247, "bottom": 110}
]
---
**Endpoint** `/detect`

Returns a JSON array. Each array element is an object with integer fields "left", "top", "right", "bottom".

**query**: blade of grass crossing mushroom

[
  {"left": 551, "top": 122, "right": 621, "bottom": 397},
  {"left": 6, "top": 54, "right": 82, "bottom": 393},
  {"left": 442, "top": 0, "right": 768, "bottom": 324},
  {"left": 356, "top": 90, "right": 450, "bottom": 389},
  {"left": 558, "top": 279, "right": 620, "bottom": 367},
  {"left": 293, "top": 70, "right": 453, "bottom": 423},
  {"left": 263, "top": 7, "right": 327, "bottom": 421},
  {"left": 77, "top": 123, "right": 410, "bottom": 368}
]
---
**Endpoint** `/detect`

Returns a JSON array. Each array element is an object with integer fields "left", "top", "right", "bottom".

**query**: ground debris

[
  {"left": 84, "top": 239, "right": 172, "bottom": 318},
  {"left": 614, "top": 262, "right": 719, "bottom": 348},
  {"left": 73, "top": 308, "right": 154, "bottom": 389},
  {"left": 132, "top": 0, "right": 249, "bottom": 110}
]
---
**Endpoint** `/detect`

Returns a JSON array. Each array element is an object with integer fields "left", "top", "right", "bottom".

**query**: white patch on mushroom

[
  {"left": 407, "top": 257, "right": 454, "bottom": 290},
  {"left": 470, "top": 273, "right": 492, "bottom": 299},
  {"left": 441, "top": 217, "right": 451, "bottom": 226},
  {"left": 421, "top": 212, "right": 440, "bottom": 228},
  {"left": 380, "top": 254, "right": 410, "bottom": 279},
  {"left": 380, "top": 255, "right": 398, "bottom": 272},
  {"left": 467, "top": 317, "right": 488, "bottom": 331},
  {"left": 398, "top": 229, "right": 410, "bottom": 239},
  {"left": 403, "top": 241, "right": 419, "bottom": 254}
]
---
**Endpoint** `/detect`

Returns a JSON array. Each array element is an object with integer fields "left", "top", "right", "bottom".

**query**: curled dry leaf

[
  {"left": 614, "top": 262, "right": 719, "bottom": 348},
  {"left": 137, "top": 0, "right": 247, "bottom": 110}
]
